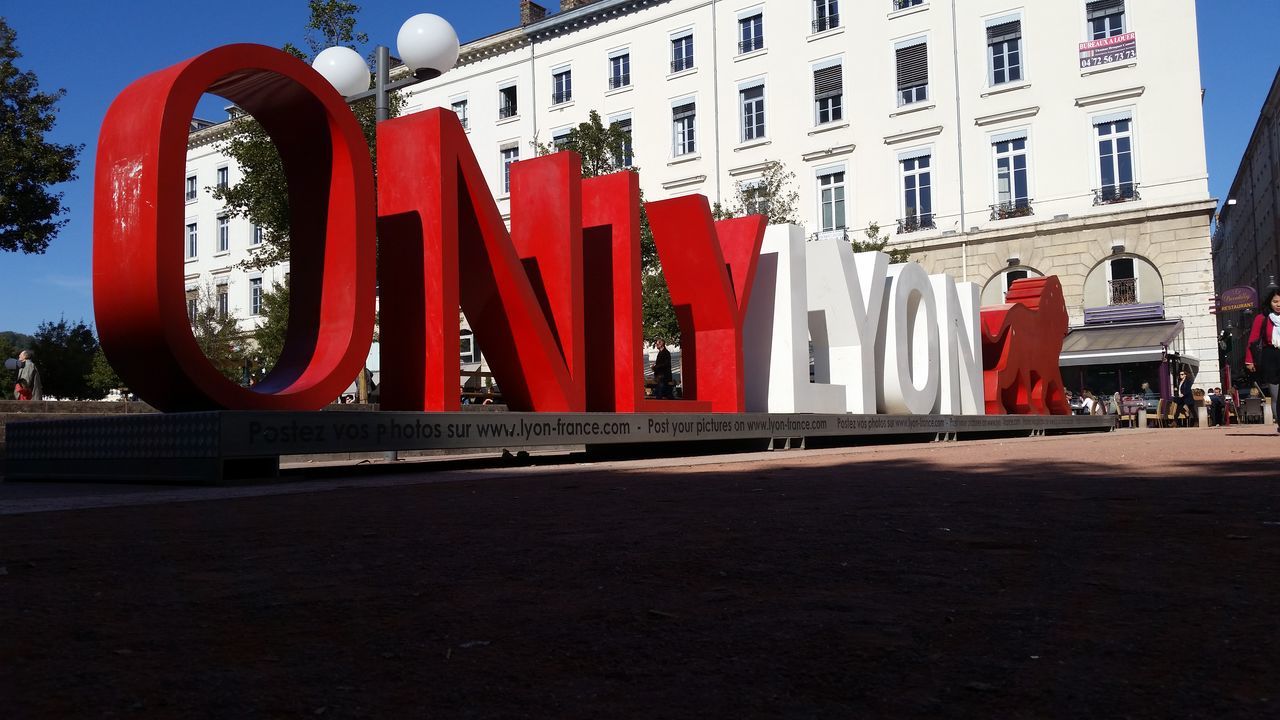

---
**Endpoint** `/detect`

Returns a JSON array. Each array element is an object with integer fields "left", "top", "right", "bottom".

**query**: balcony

[
  {"left": 185, "top": 189, "right": 198, "bottom": 202},
  {"left": 670, "top": 59, "right": 693, "bottom": 73},
  {"left": 1108, "top": 278, "right": 1137, "bottom": 306},
  {"left": 893, "top": 0, "right": 924, "bottom": 10},
  {"left": 896, "top": 214, "right": 935, "bottom": 234},
  {"left": 990, "top": 199, "right": 1034, "bottom": 220},
  {"left": 738, "top": 39, "right": 763, "bottom": 54},
  {"left": 1093, "top": 183, "right": 1140, "bottom": 205},
  {"left": 551, "top": 91, "right": 572, "bottom": 105},
  {"left": 608, "top": 74, "right": 630, "bottom": 90},
  {"left": 812, "top": 16, "right": 840, "bottom": 33},
  {"left": 809, "top": 229, "right": 848, "bottom": 243},
  {"left": 498, "top": 105, "right": 517, "bottom": 120}
]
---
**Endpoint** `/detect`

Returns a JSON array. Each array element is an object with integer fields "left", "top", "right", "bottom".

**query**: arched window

[
  {"left": 1083, "top": 254, "right": 1163, "bottom": 308},
  {"left": 982, "top": 266, "right": 1043, "bottom": 305}
]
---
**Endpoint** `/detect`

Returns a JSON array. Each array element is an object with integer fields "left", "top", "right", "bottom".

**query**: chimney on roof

[{"left": 520, "top": 0, "right": 548, "bottom": 25}]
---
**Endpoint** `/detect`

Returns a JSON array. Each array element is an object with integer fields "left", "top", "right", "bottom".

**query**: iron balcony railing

[
  {"left": 896, "top": 214, "right": 936, "bottom": 234},
  {"left": 738, "top": 39, "right": 763, "bottom": 54},
  {"left": 671, "top": 59, "right": 693, "bottom": 73},
  {"left": 1093, "top": 183, "right": 1140, "bottom": 205},
  {"left": 990, "top": 199, "right": 1034, "bottom": 220},
  {"left": 1109, "top": 278, "right": 1138, "bottom": 306},
  {"left": 809, "top": 229, "right": 849, "bottom": 243},
  {"left": 498, "top": 104, "right": 517, "bottom": 120},
  {"left": 812, "top": 16, "right": 840, "bottom": 33},
  {"left": 552, "top": 91, "right": 572, "bottom": 105},
  {"left": 893, "top": 0, "right": 924, "bottom": 10},
  {"left": 608, "top": 74, "right": 630, "bottom": 89}
]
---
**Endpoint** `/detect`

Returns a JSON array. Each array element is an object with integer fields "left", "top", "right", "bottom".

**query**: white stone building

[{"left": 189, "top": 0, "right": 1217, "bottom": 394}]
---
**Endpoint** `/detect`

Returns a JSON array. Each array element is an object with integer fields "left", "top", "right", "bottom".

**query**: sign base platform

[{"left": 4, "top": 411, "right": 1113, "bottom": 485}]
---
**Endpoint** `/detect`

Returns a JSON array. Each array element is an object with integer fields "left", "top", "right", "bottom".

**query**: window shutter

[
  {"left": 991, "top": 129, "right": 1028, "bottom": 144},
  {"left": 1086, "top": 0, "right": 1124, "bottom": 20},
  {"left": 673, "top": 103, "right": 696, "bottom": 121},
  {"left": 986, "top": 20, "right": 1021, "bottom": 45},
  {"left": 814, "top": 65, "right": 843, "bottom": 100},
  {"left": 1092, "top": 109, "right": 1132, "bottom": 126},
  {"left": 896, "top": 42, "right": 928, "bottom": 89}
]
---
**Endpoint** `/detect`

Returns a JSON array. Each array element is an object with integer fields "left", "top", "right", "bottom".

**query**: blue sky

[{"left": 1, "top": 0, "right": 1277, "bottom": 335}]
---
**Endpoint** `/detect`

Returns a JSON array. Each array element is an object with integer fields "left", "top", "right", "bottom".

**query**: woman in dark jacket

[{"left": 1244, "top": 286, "right": 1280, "bottom": 432}]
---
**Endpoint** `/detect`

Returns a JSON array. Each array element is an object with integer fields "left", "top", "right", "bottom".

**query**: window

[
  {"left": 251, "top": 224, "right": 263, "bottom": 246},
  {"left": 460, "top": 329, "right": 479, "bottom": 364},
  {"left": 671, "top": 33, "right": 694, "bottom": 73},
  {"left": 987, "top": 16, "right": 1022, "bottom": 85},
  {"left": 611, "top": 116, "right": 634, "bottom": 167},
  {"left": 217, "top": 215, "right": 230, "bottom": 253},
  {"left": 552, "top": 129, "right": 571, "bottom": 151},
  {"left": 451, "top": 98, "right": 469, "bottom": 130},
  {"left": 1095, "top": 114, "right": 1136, "bottom": 202},
  {"left": 609, "top": 51, "right": 631, "bottom": 89},
  {"left": 501, "top": 145, "right": 520, "bottom": 194},
  {"left": 249, "top": 277, "right": 263, "bottom": 316},
  {"left": 1108, "top": 257, "right": 1137, "bottom": 305},
  {"left": 185, "top": 175, "right": 197, "bottom": 202},
  {"left": 1006, "top": 269, "right": 1028, "bottom": 291},
  {"left": 893, "top": 0, "right": 924, "bottom": 9},
  {"left": 899, "top": 152, "right": 934, "bottom": 232},
  {"left": 216, "top": 166, "right": 229, "bottom": 190},
  {"left": 813, "top": 0, "right": 839, "bottom": 33},
  {"left": 186, "top": 288, "right": 198, "bottom": 321},
  {"left": 186, "top": 222, "right": 198, "bottom": 259},
  {"left": 216, "top": 283, "right": 229, "bottom": 319},
  {"left": 813, "top": 61, "right": 843, "bottom": 125},
  {"left": 740, "top": 83, "right": 765, "bottom": 142},
  {"left": 992, "top": 133, "right": 1030, "bottom": 216},
  {"left": 817, "top": 170, "right": 846, "bottom": 232},
  {"left": 738, "top": 13, "right": 763, "bottom": 54},
  {"left": 498, "top": 84, "right": 518, "bottom": 119},
  {"left": 741, "top": 179, "right": 771, "bottom": 217},
  {"left": 896, "top": 39, "right": 929, "bottom": 106},
  {"left": 552, "top": 68, "right": 572, "bottom": 105},
  {"left": 1087, "top": 0, "right": 1125, "bottom": 40},
  {"left": 672, "top": 101, "right": 696, "bottom": 156}
]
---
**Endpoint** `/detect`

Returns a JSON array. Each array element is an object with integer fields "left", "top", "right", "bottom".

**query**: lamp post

[
  {"left": 311, "top": 13, "right": 460, "bottom": 122},
  {"left": 310, "top": 14, "right": 458, "bottom": 418}
]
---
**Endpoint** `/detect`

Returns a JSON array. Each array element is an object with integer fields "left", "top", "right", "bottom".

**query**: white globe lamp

[
  {"left": 312, "top": 46, "right": 371, "bottom": 97},
  {"left": 397, "top": 13, "right": 460, "bottom": 80}
]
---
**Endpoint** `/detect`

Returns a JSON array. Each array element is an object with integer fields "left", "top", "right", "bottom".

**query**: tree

[
  {"left": 0, "top": 330, "right": 34, "bottom": 363},
  {"left": 0, "top": 18, "right": 83, "bottom": 254},
  {"left": 853, "top": 221, "right": 912, "bottom": 264},
  {"left": 530, "top": 111, "right": 681, "bottom": 342},
  {"left": 86, "top": 347, "right": 124, "bottom": 399},
  {"left": 31, "top": 318, "right": 99, "bottom": 399},
  {"left": 711, "top": 160, "right": 799, "bottom": 226},
  {"left": 189, "top": 285, "right": 249, "bottom": 382},
  {"left": 251, "top": 281, "right": 290, "bottom": 376},
  {"left": 209, "top": 1, "right": 396, "bottom": 271}
]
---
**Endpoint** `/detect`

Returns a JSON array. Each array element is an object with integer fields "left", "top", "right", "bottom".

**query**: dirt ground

[{"left": 2, "top": 427, "right": 1279, "bottom": 719}]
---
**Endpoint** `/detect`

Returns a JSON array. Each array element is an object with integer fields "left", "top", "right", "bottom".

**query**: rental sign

[{"left": 93, "top": 45, "right": 1070, "bottom": 417}]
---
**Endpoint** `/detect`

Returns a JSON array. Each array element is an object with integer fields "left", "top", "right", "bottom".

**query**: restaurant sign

[
  {"left": 1079, "top": 32, "right": 1137, "bottom": 69},
  {"left": 1217, "top": 286, "right": 1258, "bottom": 314}
]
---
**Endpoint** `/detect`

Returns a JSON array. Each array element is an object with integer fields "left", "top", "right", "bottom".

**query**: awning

[{"left": 1058, "top": 320, "right": 1189, "bottom": 367}]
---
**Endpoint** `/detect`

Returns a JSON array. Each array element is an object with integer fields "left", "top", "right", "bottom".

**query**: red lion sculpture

[{"left": 980, "top": 276, "right": 1071, "bottom": 415}]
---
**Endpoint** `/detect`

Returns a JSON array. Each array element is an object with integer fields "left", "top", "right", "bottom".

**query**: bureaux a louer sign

[{"left": 93, "top": 45, "right": 1070, "bottom": 417}]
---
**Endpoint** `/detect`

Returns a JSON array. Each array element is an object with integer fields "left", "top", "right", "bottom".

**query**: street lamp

[{"left": 311, "top": 13, "right": 460, "bottom": 122}]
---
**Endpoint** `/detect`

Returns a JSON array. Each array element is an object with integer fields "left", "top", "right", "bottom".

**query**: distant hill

[{"left": 1, "top": 330, "right": 35, "bottom": 358}]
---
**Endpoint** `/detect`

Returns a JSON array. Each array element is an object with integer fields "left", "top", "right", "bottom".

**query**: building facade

[
  {"left": 1212, "top": 69, "right": 1280, "bottom": 379},
  {"left": 188, "top": 0, "right": 1217, "bottom": 394}
]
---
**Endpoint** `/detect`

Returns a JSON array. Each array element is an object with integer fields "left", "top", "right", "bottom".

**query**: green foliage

[
  {"left": 710, "top": 160, "right": 799, "bottom": 226},
  {"left": 189, "top": 286, "right": 249, "bottom": 382},
  {"left": 530, "top": 111, "right": 679, "bottom": 343},
  {"left": 209, "top": 1, "right": 397, "bottom": 271},
  {"left": 31, "top": 318, "right": 99, "bottom": 400},
  {"left": 854, "top": 221, "right": 913, "bottom": 264},
  {"left": 0, "top": 18, "right": 83, "bottom": 254},
  {"left": 86, "top": 347, "right": 124, "bottom": 398},
  {"left": 1, "top": 330, "right": 34, "bottom": 363},
  {"left": 252, "top": 281, "right": 290, "bottom": 376}
]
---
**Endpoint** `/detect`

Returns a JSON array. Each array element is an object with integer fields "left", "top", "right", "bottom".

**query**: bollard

[
  {"left": 1137, "top": 408, "right": 1146, "bottom": 428},
  {"left": 1266, "top": 402, "right": 1275, "bottom": 427},
  {"left": 1196, "top": 406, "right": 1209, "bottom": 428}
]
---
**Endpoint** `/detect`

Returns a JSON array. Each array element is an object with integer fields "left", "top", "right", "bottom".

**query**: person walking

[
  {"left": 651, "top": 339, "right": 673, "bottom": 400},
  {"left": 1173, "top": 370, "right": 1194, "bottom": 427},
  {"left": 16, "top": 350, "right": 42, "bottom": 401},
  {"left": 1244, "top": 286, "right": 1280, "bottom": 433}
]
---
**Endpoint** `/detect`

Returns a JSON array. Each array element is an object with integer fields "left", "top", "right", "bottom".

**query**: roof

[{"left": 1059, "top": 320, "right": 1188, "bottom": 367}]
